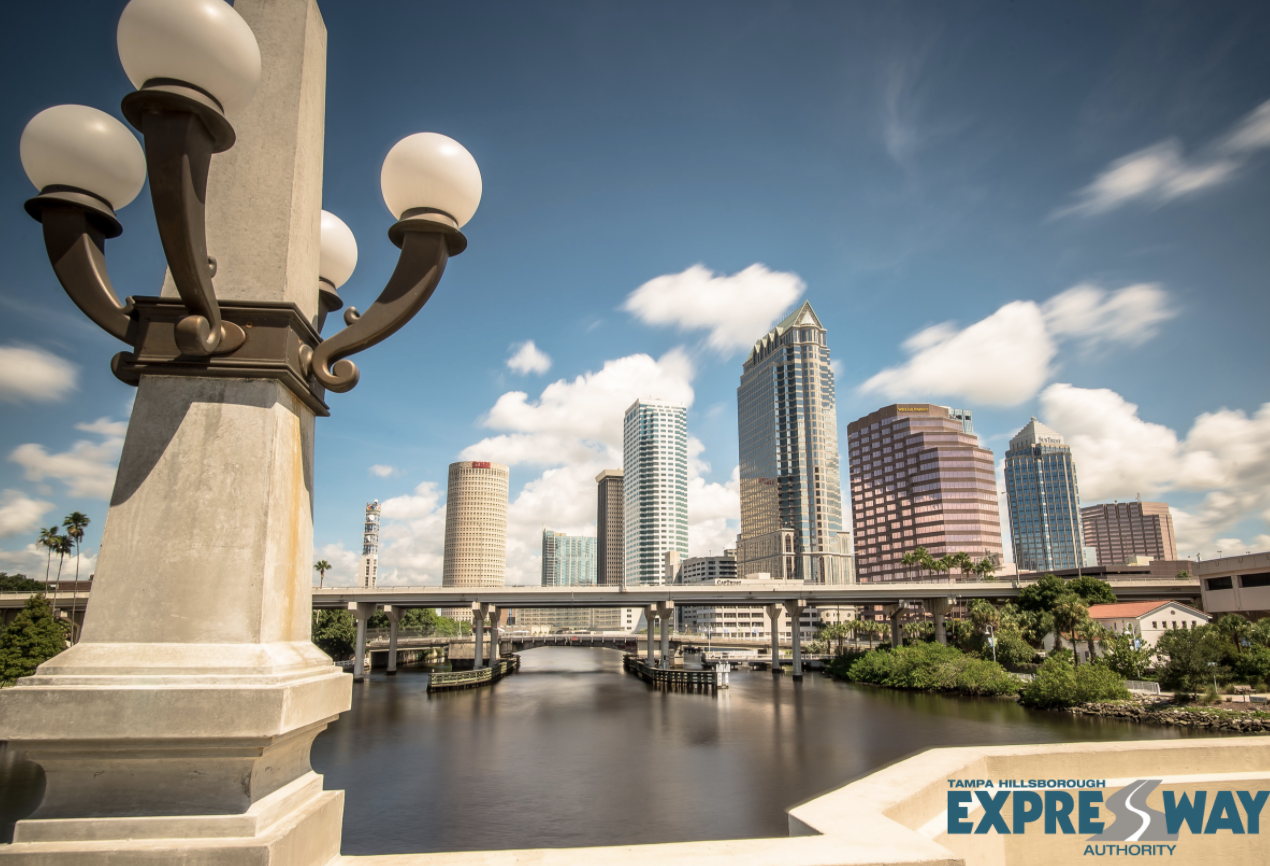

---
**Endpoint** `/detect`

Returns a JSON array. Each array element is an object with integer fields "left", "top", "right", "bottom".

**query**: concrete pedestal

[{"left": 0, "top": 3, "right": 351, "bottom": 863}]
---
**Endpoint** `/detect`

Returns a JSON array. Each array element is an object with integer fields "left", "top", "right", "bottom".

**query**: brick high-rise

[
  {"left": 847, "top": 404, "right": 1002, "bottom": 582},
  {"left": 1081, "top": 500, "right": 1178, "bottom": 566}
]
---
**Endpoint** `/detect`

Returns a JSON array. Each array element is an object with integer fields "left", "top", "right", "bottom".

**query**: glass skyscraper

[
  {"left": 622, "top": 399, "right": 688, "bottom": 584},
  {"left": 737, "top": 301, "right": 852, "bottom": 584},
  {"left": 541, "top": 530, "right": 598, "bottom": 586},
  {"left": 1003, "top": 418, "right": 1084, "bottom": 572}
]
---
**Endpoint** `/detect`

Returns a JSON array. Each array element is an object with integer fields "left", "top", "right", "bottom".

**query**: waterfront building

[
  {"left": 357, "top": 500, "right": 380, "bottom": 588},
  {"left": 1003, "top": 418, "right": 1086, "bottom": 572},
  {"left": 520, "top": 530, "right": 603, "bottom": 631},
  {"left": 1081, "top": 500, "right": 1178, "bottom": 566},
  {"left": 673, "top": 550, "right": 832, "bottom": 641},
  {"left": 1062, "top": 600, "right": 1212, "bottom": 661},
  {"left": 622, "top": 399, "right": 688, "bottom": 584},
  {"left": 595, "top": 469, "right": 624, "bottom": 586},
  {"left": 442, "top": 460, "right": 509, "bottom": 618},
  {"left": 847, "top": 404, "right": 1003, "bottom": 582},
  {"left": 736, "top": 301, "right": 853, "bottom": 584}
]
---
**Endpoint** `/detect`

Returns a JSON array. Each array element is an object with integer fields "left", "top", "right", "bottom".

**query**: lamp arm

[
  {"left": 305, "top": 222, "right": 459, "bottom": 393},
  {"left": 36, "top": 204, "right": 134, "bottom": 343}
]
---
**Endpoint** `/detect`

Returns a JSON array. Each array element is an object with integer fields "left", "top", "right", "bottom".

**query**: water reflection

[{"left": 0, "top": 648, "right": 1218, "bottom": 851}]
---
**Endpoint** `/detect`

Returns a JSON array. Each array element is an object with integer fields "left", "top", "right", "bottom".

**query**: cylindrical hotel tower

[{"left": 442, "top": 461, "right": 510, "bottom": 599}]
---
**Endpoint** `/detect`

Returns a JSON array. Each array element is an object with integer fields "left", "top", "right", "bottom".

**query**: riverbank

[{"left": 1060, "top": 698, "right": 1270, "bottom": 732}]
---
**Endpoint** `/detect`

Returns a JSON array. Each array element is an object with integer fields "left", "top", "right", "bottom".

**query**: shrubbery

[
  {"left": 838, "top": 643, "right": 1020, "bottom": 697},
  {"left": 0, "top": 594, "right": 69, "bottom": 685},
  {"left": 1018, "top": 657, "right": 1130, "bottom": 709}
]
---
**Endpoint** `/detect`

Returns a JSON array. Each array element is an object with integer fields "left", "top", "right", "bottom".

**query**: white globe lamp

[
  {"left": 20, "top": 105, "right": 147, "bottom": 210},
  {"left": 117, "top": 0, "right": 262, "bottom": 116},
  {"left": 380, "top": 133, "right": 482, "bottom": 227},
  {"left": 319, "top": 211, "right": 358, "bottom": 289}
]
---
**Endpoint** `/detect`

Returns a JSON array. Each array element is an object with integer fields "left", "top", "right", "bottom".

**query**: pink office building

[{"left": 847, "top": 404, "right": 1003, "bottom": 582}]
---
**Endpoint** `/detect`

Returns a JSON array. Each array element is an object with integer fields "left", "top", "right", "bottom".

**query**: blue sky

[{"left": 2, "top": 0, "right": 1269, "bottom": 585}]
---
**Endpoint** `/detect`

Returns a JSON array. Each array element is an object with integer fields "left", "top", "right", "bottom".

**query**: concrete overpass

[{"left": 314, "top": 577, "right": 1201, "bottom": 680}]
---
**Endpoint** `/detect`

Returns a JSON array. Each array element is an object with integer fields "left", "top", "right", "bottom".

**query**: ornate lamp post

[{"left": 0, "top": 0, "right": 479, "bottom": 862}]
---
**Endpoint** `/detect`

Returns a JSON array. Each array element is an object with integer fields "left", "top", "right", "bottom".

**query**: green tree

[
  {"left": 313, "top": 560, "right": 332, "bottom": 589},
  {"left": 1233, "top": 646, "right": 1270, "bottom": 687},
  {"left": 819, "top": 622, "right": 851, "bottom": 653},
  {"left": 1215, "top": 614, "right": 1252, "bottom": 656},
  {"left": 1252, "top": 619, "right": 1270, "bottom": 650},
  {"left": 62, "top": 512, "right": 90, "bottom": 644},
  {"left": 1101, "top": 630, "right": 1156, "bottom": 680},
  {"left": 0, "top": 595, "right": 69, "bottom": 684},
  {"left": 1068, "top": 575, "right": 1117, "bottom": 606},
  {"left": 1157, "top": 625, "right": 1228, "bottom": 694},
  {"left": 51, "top": 534, "right": 72, "bottom": 584},
  {"left": 37, "top": 525, "right": 60, "bottom": 591},
  {"left": 901, "top": 547, "right": 937, "bottom": 579},
  {"left": 1018, "top": 656, "right": 1130, "bottom": 709},
  {"left": 973, "top": 557, "right": 998, "bottom": 580},
  {"left": 1051, "top": 597, "right": 1089, "bottom": 665},
  {"left": 1017, "top": 574, "right": 1073, "bottom": 614},
  {"left": 0, "top": 573, "right": 45, "bottom": 593},
  {"left": 1176, "top": 570, "right": 1192, "bottom": 581},
  {"left": 312, "top": 610, "right": 356, "bottom": 660}
]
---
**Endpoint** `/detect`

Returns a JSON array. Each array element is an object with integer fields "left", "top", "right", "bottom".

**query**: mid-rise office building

[
  {"left": 622, "top": 399, "right": 688, "bottom": 584},
  {"left": 847, "top": 404, "right": 1002, "bottom": 582},
  {"left": 736, "top": 301, "right": 853, "bottom": 584},
  {"left": 1081, "top": 500, "right": 1178, "bottom": 566},
  {"left": 522, "top": 529, "right": 605, "bottom": 631},
  {"left": 357, "top": 500, "right": 380, "bottom": 588},
  {"left": 673, "top": 550, "right": 837, "bottom": 640},
  {"left": 442, "top": 460, "right": 509, "bottom": 617},
  {"left": 1003, "top": 418, "right": 1085, "bottom": 572},
  {"left": 595, "top": 469, "right": 624, "bottom": 586}
]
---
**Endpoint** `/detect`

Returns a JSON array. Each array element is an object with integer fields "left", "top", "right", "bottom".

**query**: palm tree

[
  {"left": 1052, "top": 598, "right": 1089, "bottom": 667},
  {"left": 52, "top": 534, "right": 72, "bottom": 584},
  {"left": 37, "top": 525, "right": 60, "bottom": 593},
  {"left": 63, "top": 512, "right": 90, "bottom": 645},
  {"left": 314, "top": 560, "right": 332, "bottom": 589},
  {"left": 951, "top": 552, "right": 975, "bottom": 580},
  {"left": 974, "top": 557, "right": 998, "bottom": 581},
  {"left": 902, "top": 546, "right": 937, "bottom": 580}
]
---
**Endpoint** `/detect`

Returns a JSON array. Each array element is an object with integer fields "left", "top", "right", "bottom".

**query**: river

[{"left": 1, "top": 647, "right": 1218, "bottom": 852}]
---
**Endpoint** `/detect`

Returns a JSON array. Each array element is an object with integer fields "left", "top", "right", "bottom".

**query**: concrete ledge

[{"left": 330, "top": 738, "right": 1270, "bottom": 866}]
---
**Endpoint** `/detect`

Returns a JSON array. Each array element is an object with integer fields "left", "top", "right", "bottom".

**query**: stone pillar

[
  {"left": 645, "top": 606, "right": 657, "bottom": 663},
  {"left": 384, "top": 605, "right": 401, "bottom": 674},
  {"left": 927, "top": 598, "right": 953, "bottom": 646},
  {"left": 784, "top": 600, "right": 805, "bottom": 680},
  {"left": 766, "top": 604, "right": 783, "bottom": 673},
  {"left": 471, "top": 602, "right": 488, "bottom": 669},
  {"left": 488, "top": 607, "right": 506, "bottom": 665},
  {"left": 351, "top": 602, "right": 375, "bottom": 681},
  {"left": 0, "top": 4, "right": 348, "bottom": 862},
  {"left": 883, "top": 604, "right": 904, "bottom": 648},
  {"left": 657, "top": 601, "right": 674, "bottom": 669}
]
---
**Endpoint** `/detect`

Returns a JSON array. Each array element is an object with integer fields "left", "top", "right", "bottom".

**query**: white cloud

[
  {"left": 1039, "top": 384, "right": 1270, "bottom": 556},
  {"left": 8, "top": 418, "right": 127, "bottom": 500},
  {"left": 859, "top": 283, "right": 1176, "bottom": 407},
  {"left": 1057, "top": 98, "right": 1270, "bottom": 217},
  {"left": 0, "top": 345, "right": 77, "bottom": 403},
  {"left": 506, "top": 340, "right": 552, "bottom": 375},
  {"left": 360, "top": 348, "right": 742, "bottom": 585},
  {"left": 622, "top": 264, "right": 805, "bottom": 354},
  {"left": 314, "top": 541, "right": 359, "bottom": 587},
  {"left": 0, "top": 489, "right": 55, "bottom": 539},
  {"left": 369, "top": 464, "right": 398, "bottom": 478}
]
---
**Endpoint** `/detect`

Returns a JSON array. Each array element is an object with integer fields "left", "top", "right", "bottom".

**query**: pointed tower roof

[
  {"left": 744, "top": 301, "right": 823, "bottom": 365},
  {"left": 1009, "top": 417, "right": 1066, "bottom": 449}
]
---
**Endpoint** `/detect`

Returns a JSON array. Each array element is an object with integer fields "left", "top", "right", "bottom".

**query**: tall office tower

[
  {"left": 622, "top": 399, "right": 688, "bottom": 584},
  {"left": 1003, "top": 418, "right": 1085, "bottom": 572},
  {"left": 442, "top": 461, "right": 509, "bottom": 619},
  {"left": 595, "top": 469, "right": 624, "bottom": 586},
  {"left": 737, "top": 301, "right": 852, "bottom": 584},
  {"left": 847, "top": 404, "right": 1002, "bottom": 582},
  {"left": 1081, "top": 500, "right": 1178, "bottom": 566},
  {"left": 358, "top": 500, "right": 381, "bottom": 588}
]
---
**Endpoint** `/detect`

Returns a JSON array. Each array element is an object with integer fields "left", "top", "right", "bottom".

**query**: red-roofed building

[{"left": 1087, "top": 600, "right": 1211, "bottom": 649}]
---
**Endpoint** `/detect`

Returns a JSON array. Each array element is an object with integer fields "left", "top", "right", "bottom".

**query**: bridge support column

[
  {"left": 471, "top": 602, "right": 489, "bottom": 669},
  {"left": 489, "top": 607, "right": 506, "bottom": 664},
  {"left": 657, "top": 601, "right": 674, "bottom": 669},
  {"left": 883, "top": 604, "right": 904, "bottom": 648},
  {"left": 384, "top": 606, "right": 401, "bottom": 674},
  {"left": 766, "top": 604, "right": 783, "bottom": 673},
  {"left": 645, "top": 606, "right": 657, "bottom": 663},
  {"left": 926, "top": 598, "right": 953, "bottom": 646},
  {"left": 784, "top": 600, "right": 806, "bottom": 680},
  {"left": 350, "top": 602, "right": 376, "bottom": 682}
]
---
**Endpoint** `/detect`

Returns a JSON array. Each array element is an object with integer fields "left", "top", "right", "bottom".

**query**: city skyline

[{"left": 2, "top": 2, "right": 1269, "bottom": 585}]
